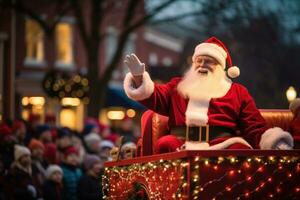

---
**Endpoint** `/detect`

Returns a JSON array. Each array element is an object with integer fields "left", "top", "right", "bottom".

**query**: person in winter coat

[
  {"left": 28, "top": 139, "right": 48, "bottom": 196},
  {"left": 77, "top": 154, "right": 103, "bottom": 200},
  {"left": 42, "top": 165, "right": 63, "bottom": 200},
  {"left": 60, "top": 146, "right": 82, "bottom": 200},
  {"left": 5, "top": 145, "right": 38, "bottom": 200}
]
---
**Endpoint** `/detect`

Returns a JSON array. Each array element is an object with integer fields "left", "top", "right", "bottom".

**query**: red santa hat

[{"left": 193, "top": 36, "right": 240, "bottom": 78}]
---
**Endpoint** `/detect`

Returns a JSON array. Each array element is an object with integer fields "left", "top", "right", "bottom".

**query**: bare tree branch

[
  {"left": 1, "top": 0, "right": 52, "bottom": 34},
  {"left": 124, "top": 0, "right": 181, "bottom": 32},
  {"left": 90, "top": 0, "right": 102, "bottom": 42},
  {"left": 70, "top": 0, "right": 89, "bottom": 47},
  {"left": 0, "top": 0, "right": 71, "bottom": 36},
  {"left": 101, "top": 0, "right": 140, "bottom": 81},
  {"left": 149, "top": 11, "right": 201, "bottom": 25},
  {"left": 122, "top": 0, "right": 140, "bottom": 26},
  {"left": 102, "top": 31, "right": 130, "bottom": 85}
]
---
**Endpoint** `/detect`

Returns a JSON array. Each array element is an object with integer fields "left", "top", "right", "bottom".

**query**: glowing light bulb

[
  {"left": 204, "top": 160, "right": 209, "bottom": 166},
  {"left": 225, "top": 186, "right": 231, "bottom": 192}
]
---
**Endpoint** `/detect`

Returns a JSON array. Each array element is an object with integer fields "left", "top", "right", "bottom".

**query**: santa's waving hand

[{"left": 124, "top": 54, "right": 145, "bottom": 76}]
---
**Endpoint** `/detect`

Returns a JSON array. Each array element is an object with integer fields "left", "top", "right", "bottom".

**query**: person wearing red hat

[
  {"left": 43, "top": 143, "right": 57, "bottom": 164},
  {"left": 0, "top": 124, "right": 16, "bottom": 170},
  {"left": 12, "top": 120, "right": 26, "bottom": 145},
  {"left": 28, "top": 139, "right": 48, "bottom": 195},
  {"left": 60, "top": 146, "right": 82, "bottom": 200},
  {"left": 123, "top": 36, "right": 294, "bottom": 153},
  {"left": 0, "top": 124, "right": 15, "bottom": 142}
]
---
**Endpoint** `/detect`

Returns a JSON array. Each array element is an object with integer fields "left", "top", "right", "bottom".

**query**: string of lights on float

[
  {"left": 191, "top": 156, "right": 300, "bottom": 200},
  {"left": 102, "top": 159, "right": 189, "bottom": 199},
  {"left": 103, "top": 155, "right": 299, "bottom": 199}
]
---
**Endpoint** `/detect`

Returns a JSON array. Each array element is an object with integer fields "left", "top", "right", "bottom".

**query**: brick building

[{"left": 0, "top": 0, "right": 186, "bottom": 129}]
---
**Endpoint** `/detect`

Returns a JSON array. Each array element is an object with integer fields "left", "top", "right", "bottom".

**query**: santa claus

[{"left": 123, "top": 36, "right": 294, "bottom": 153}]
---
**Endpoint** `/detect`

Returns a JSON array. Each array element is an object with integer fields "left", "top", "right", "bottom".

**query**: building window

[
  {"left": 162, "top": 57, "right": 173, "bottom": 67},
  {"left": 24, "top": 19, "right": 45, "bottom": 66},
  {"left": 149, "top": 52, "right": 158, "bottom": 66},
  {"left": 55, "top": 22, "right": 73, "bottom": 68},
  {"left": 105, "top": 27, "right": 117, "bottom": 65}
]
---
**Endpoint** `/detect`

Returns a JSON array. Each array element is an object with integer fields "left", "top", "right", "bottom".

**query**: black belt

[{"left": 170, "top": 126, "right": 235, "bottom": 142}]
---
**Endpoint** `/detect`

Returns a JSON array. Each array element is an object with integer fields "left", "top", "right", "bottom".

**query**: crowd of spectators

[{"left": 0, "top": 114, "right": 139, "bottom": 200}]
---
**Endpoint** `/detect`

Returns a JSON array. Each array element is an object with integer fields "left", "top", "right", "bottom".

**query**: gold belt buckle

[{"left": 186, "top": 125, "right": 210, "bottom": 142}]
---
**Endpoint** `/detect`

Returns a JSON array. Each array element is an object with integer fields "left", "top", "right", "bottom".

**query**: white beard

[
  {"left": 177, "top": 64, "right": 232, "bottom": 101},
  {"left": 177, "top": 64, "right": 232, "bottom": 126}
]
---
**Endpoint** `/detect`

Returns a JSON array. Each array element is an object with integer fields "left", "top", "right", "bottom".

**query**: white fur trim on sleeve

[
  {"left": 259, "top": 127, "right": 294, "bottom": 149},
  {"left": 123, "top": 72, "right": 154, "bottom": 101}
]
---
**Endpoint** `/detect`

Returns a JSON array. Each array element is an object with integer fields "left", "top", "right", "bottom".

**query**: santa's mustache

[
  {"left": 177, "top": 64, "right": 231, "bottom": 100},
  {"left": 194, "top": 65, "right": 213, "bottom": 74}
]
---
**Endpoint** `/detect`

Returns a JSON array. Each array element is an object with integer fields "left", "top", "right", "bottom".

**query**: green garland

[{"left": 42, "top": 70, "right": 89, "bottom": 100}]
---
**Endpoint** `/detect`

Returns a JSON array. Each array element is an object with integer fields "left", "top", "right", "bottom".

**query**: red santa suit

[
  {"left": 141, "top": 77, "right": 267, "bottom": 149},
  {"left": 123, "top": 37, "right": 294, "bottom": 152},
  {"left": 124, "top": 72, "right": 293, "bottom": 152}
]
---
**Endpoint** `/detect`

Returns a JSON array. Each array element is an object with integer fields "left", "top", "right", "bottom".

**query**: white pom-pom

[{"left": 227, "top": 66, "right": 240, "bottom": 78}]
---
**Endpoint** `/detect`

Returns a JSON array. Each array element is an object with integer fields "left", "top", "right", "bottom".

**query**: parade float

[{"left": 103, "top": 109, "right": 300, "bottom": 199}]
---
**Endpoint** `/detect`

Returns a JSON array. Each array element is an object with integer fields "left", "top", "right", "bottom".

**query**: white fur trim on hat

[
  {"left": 193, "top": 43, "right": 227, "bottom": 68},
  {"left": 14, "top": 145, "right": 31, "bottom": 161},
  {"left": 227, "top": 66, "right": 240, "bottom": 78},
  {"left": 46, "top": 165, "right": 63, "bottom": 179},
  {"left": 84, "top": 133, "right": 101, "bottom": 148},
  {"left": 185, "top": 99, "right": 210, "bottom": 126},
  {"left": 123, "top": 72, "right": 154, "bottom": 101},
  {"left": 259, "top": 127, "right": 294, "bottom": 149}
]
